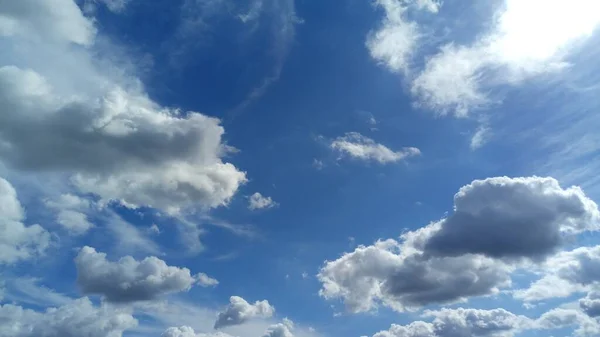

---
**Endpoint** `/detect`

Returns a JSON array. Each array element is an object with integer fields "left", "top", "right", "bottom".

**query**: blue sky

[{"left": 1, "top": 0, "right": 600, "bottom": 337}]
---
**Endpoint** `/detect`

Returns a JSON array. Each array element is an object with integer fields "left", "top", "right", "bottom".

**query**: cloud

[
  {"left": 410, "top": 0, "right": 600, "bottom": 116},
  {"left": 330, "top": 132, "right": 420, "bottom": 164},
  {"left": 214, "top": 296, "right": 275, "bottom": 329},
  {"left": 45, "top": 194, "right": 94, "bottom": 235},
  {"left": 372, "top": 308, "right": 530, "bottom": 337},
  {"left": 580, "top": 292, "right": 600, "bottom": 317},
  {"left": 263, "top": 319, "right": 294, "bottom": 337},
  {"left": 0, "top": 1, "right": 247, "bottom": 215},
  {"left": 0, "top": 297, "right": 137, "bottom": 337},
  {"left": 515, "top": 245, "right": 600, "bottom": 302},
  {"left": 422, "top": 176, "right": 599, "bottom": 261},
  {"left": 84, "top": 0, "right": 132, "bottom": 13},
  {"left": 106, "top": 212, "right": 162, "bottom": 255},
  {"left": 319, "top": 176, "right": 599, "bottom": 313},
  {"left": 162, "top": 326, "right": 233, "bottom": 337},
  {"left": 0, "top": 0, "right": 96, "bottom": 45},
  {"left": 197, "top": 273, "right": 219, "bottom": 287},
  {"left": 0, "top": 177, "right": 51, "bottom": 264},
  {"left": 535, "top": 308, "right": 600, "bottom": 337},
  {"left": 75, "top": 246, "right": 212, "bottom": 303},
  {"left": 248, "top": 192, "right": 278, "bottom": 210},
  {"left": 366, "top": 0, "right": 439, "bottom": 74},
  {"left": 318, "top": 239, "right": 511, "bottom": 313},
  {"left": 2, "top": 277, "right": 72, "bottom": 308}
]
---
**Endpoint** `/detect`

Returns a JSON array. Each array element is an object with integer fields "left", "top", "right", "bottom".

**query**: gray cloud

[
  {"left": 373, "top": 308, "right": 530, "bottom": 337},
  {"left": 0, "top": 297, "right": 137, "bottom": 337},
  {"left": 0, "top": 177, "right": 51, "bottom": 264},
  {"left": 214, "top": 296, "right": 275, "bottom": 329},
  {"left": 423, "top": 176, "right": 599, "bottom": 261},
  {"left": 580, "top": 292, "right": 600, "bottom": 317},
  {"left": 75, "top": 246, "right": 212, "bottom": 303}
]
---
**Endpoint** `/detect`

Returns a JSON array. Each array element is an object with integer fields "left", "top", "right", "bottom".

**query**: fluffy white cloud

[
  {"left": 197, "top": 273, "right": 219, "bottom": 287},
  {"left": 331, "top": 132, "right": 420, "bottom": 164},
  {"left": 162, "top": 326, "right": 233, "bottom": 337},
  {"left": 0, "top": 297, "right": 137, "bottom": 337},
  {"left": 45, "top": 194, "right": 94, "bottom": 235},
  {"left": 515, "top": 245, "right": 600, "bottom": 302},
  {"left": 248, "top": 193, "right": 278, "bottom": 210},
  {"left": 0, "top": 0, "right": 247, "bottom": 215},
  {"left": 214, "top": 296, "right": 275, "bottom": 329},
  {"left": 318, "top": 239, "right": 511, "bottom": 313},
  {"left": 410, "top": 0, "right": 600, "bottom": 115},
  {"left": 319, "top": 176, "right": 599, "bottom": 313},
  {"left": 372, "top": 308, "right": 530, "bottom": 337},
  {"left": 75, "top": 246, "right": 213, "bottom": 302},
  {"left": 366, "top": 0, "right": 439, "bottom": 73},
  {"left": 535, "top": 308, "right": 600, "bottom": 337},
  {"left": 423, "top": 176, "right": 599, "bottom": 260},
  {"left": 263, "top": 319, "right": 294, "bottom": 337},
  {"left": 0, "top": 0, "right": 96, "bottom": 45},
  {"left": 0, "top": 177, "right": 51, "bottom": 264}
]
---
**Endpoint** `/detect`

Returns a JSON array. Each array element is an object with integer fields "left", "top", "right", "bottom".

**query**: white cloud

[
  {"left": 84, "top": 0, "right": 132, "bottom": 13},
  {"left": 410, "top": 0, "right": 600, "bottom": 116},
  {"left": 515, "top": 245, "right": 600, "bottom": 302},
  {"left": 372, "top": 308, "right": 531, "bottom": 337},
  {"left": 2, "top": 277, "right": 72, "bottom": 308},
  {"left": 75, "top": 246, "right": 212, "bottom": 303},
  {"left": 331, "top": 132, "right": 420, "bottom": 164},
  {"left": 106, "top": 212, "right": 162, "bottom": 255},
  {"left": 470, "top": 125, "right": 491, "bottom": 150},
  {"left": 214, "top": 296, "right": 275, "bottom": 329},
  {"left": 366, "top": 0, "right": 439, "bottom": 74},
  {"left": 0, "top": 0, "right": 96, "bottom": 45},
  {"left": 318, "top": 176, "right": 599, "bottom": 313},
  {"left": 0, "top": 1, "right": 247, "bottom": 216},
  {"left": 0, "top": 177, "right": 51, "bottom": 264},
  {"left": 0, "top": 297, "right": 137, "bottom": 337},
  {"left": 580, "top": 292, "right": 600, "bottom": 317},
  {"left": 248, "top": 192, "right": 278, "bottom": 210},
  {"left": 535, "top": 308, "right": 600, "bottom": 337},
  {"left": 197, "top": 273, "right": 219, "bottom": 287},
  {"left": 162, "top": 326, "right": 233, "bottom": 337},
  {"left": 45, "top": 194, "right": 94, "bottom": 235},
  {"left": 263, "top": 319, "right": 294, "bottom": 337}
]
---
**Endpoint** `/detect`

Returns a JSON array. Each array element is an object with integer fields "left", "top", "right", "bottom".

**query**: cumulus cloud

[
  {"left": 580, "top": 292, "right": 600, "bottom": 317},
  {"left": 515, "top": 245, "right": 600, "bottom": 302},
  {"left": 318, "top": 239, "right": 511, "bottom": 313},
  {"left": 197, "top": 273, "right": 219, "bottom": 287},
  {"left": 0, "top": 0, "right": 96, "bottom": 45},
  {"left": 248, "top": 193, "right": 278, "bottom": 210},
  {"left": 535, "top": 308, "right": 600, "bottom": 337},
  {"left": 410, "top": 0, "right": 600, "bottom": 116},
  {"left": 372, "top": 308, "right": 530, "bottom": 337},
  {"left": 75, "top": 246, "right": 212, "bottom": 302},
  {"left": 319, "top": 176, "right": 599, "bottom": 313},
  {"left": 0, "top": 177, "right": 51, "bottom": 264},
  {"left": 0, "top": 297, "right": 137, "bottom": 337},
  {"left": 45, "top": 194, "right": 94, "bottom": 235},
  {"left": 263, "top": 319, "right": 294, "bottom": 337},
  {"left": 0, "top": 1, "right": 247, "bottom": 215},
  {"left": 214, "top": 296, "right": 275, "bottom": 329},
  {"left": 162, "top": 326, "right": 233, "bottom": 337},
  {"left": 366, "top": 0, "right": 439, "bottom": 74},
  {"left": 423, "top": 176, "right": 599, "bottom": 260},
  {"left": 331, "top": 132, "right": 420, "bottom": 164}
]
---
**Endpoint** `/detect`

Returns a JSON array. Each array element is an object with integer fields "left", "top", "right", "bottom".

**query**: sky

[{"left": 1, "top": 0, "right": 600, "bottom": 336}]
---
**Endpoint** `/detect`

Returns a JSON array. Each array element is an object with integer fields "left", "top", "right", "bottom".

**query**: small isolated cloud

[
  {"left": 214, "top": 296, "right": 275, "bottom": 329},
  {"left": 263, "top": 318, "right": 294, "bottom": 337},
  {"left": 318, "top": 176, "right": 599, "bottom": 313},
  {"left": 0, "top": 297, "right": 137, "bottom": 337},
  {"left": 330, "top": 132, "right": 420, "bottom": 164},
  {"left": 75, "top": 246, "right": 212, "bottom": 303},
  {"left": 85, "top": 0, "right": 131, "bottom": 13},
  {"left": 248, "top": 192, "right": 278, "bottom": 210},
  {"left": 470, "top": 125, "right": 491, "bottom": 150},
  {"left": 0, "top": 177, "right": 51, "bottom": 264}
]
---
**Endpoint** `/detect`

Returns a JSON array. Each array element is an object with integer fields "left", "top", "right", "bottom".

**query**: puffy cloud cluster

[
  {"left": 214, "top": 296, "right": 275, "bottom": 329},
  {"left": 75, "top": 246, "right": 214, "bottom": 302},
  {"left": 263, "top": 319, "right": 294, "bottom": 337},
  {"left": 319, "top": 176, "right": 599, "bottom": 313},
  {"left": 330, "top": 132, "right": 420, "bottom": 164},
  {"left": 372, "top": 308, "right": 530, "bottom": 337},
  {"left": 162, "top": 326, "right": 232, "bottom": 337},
  {"left": 0, "top": 177, "right": 51, "bottom": 264},
  {"left": 0, "top": 297, "right": 137, "bottom": 337},
  {"left": 0, "top": 0, "right": 247, "bottom": 215}
]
